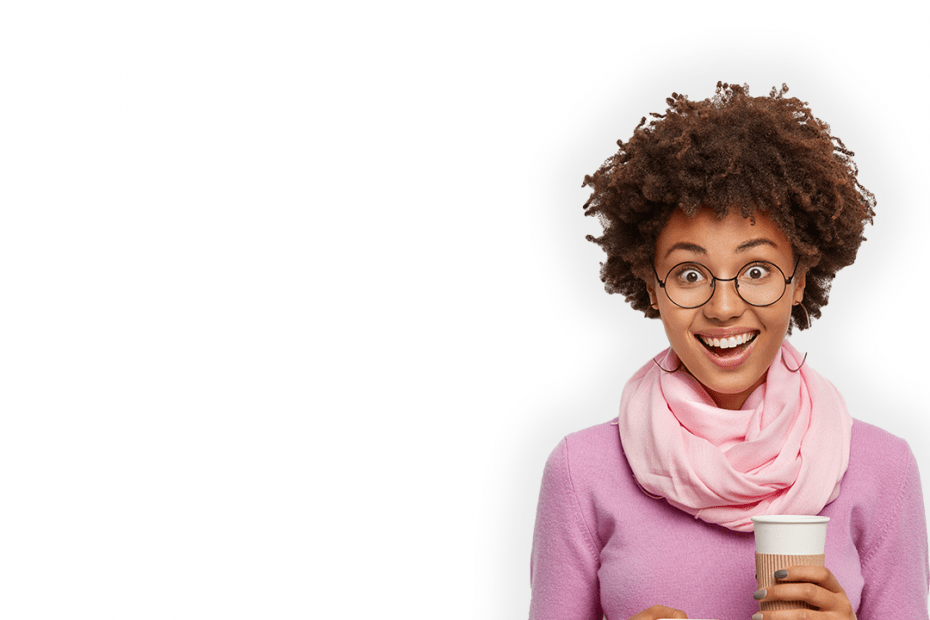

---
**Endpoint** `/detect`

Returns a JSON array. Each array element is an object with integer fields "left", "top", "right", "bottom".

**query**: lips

[{"left": 695, "top": 330, "right": 760, "bottom": 369}]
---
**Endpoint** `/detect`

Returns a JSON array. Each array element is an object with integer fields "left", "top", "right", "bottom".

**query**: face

[{"left": 647, "top": 208, "right": 805, "bottom": 410}]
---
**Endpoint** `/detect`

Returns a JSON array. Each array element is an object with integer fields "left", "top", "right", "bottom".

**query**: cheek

[
  {"left": 764, "top": 302, "right": 795, "bottom": 333},
  {"left": 655, "top": 303, "right": 693, "bottom": 344}
]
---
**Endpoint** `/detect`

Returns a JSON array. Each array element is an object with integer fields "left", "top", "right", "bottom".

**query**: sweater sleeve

[
  {"left": 529, "top": 437, "right": 602, "bottom": 620},
  {"left": 857, "top": 443, "right": 930, "bottom": 619}
]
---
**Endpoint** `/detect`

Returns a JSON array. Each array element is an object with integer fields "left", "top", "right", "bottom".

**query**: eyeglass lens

[{"left": 663, "top": 261, "right": 787, "bottom": 308}]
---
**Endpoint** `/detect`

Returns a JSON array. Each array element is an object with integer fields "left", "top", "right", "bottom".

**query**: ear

[
  {"left": 791, "top": 268, "right": 807, "bottom": 305},
  {"left": 646, "top": 283, "right": 659, "bottom": 309}
]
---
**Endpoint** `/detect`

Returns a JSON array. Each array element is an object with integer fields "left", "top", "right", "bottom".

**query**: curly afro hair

[{"left": 582, "top": 82, "right": 875, "bottom": 331}]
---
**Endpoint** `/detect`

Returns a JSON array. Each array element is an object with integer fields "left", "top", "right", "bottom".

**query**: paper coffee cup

[{"left": 751, "top": 515, "right": 829, "bottom": 612}]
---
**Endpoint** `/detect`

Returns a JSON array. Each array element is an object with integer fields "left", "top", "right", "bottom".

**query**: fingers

[
  {"left": 753, "top": 609, "right": 856, "bottom": 620},
  {"left": 753, "top": 566, "right": 855, "bottom": 619},
  {"left": 752, "top": 611, "right": 818, "bottom": 620},
  {"left": 755, "top": 581, "right": 833, "bottom": 609},
  {"left": 772, "top": 565, "right": 844, "bottom": 593},
  {"left": 628, "top": 604, "right": 688, "bottom": 619}
]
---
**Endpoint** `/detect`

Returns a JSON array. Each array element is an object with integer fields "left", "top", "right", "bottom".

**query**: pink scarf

[{"left": 617, "top": 341, "right": 852, "bottom": 532}]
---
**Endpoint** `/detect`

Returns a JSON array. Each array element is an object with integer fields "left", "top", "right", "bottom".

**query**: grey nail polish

[
  {"left": 752, "top": 613, "right": 763, "bottom": 620},
  {"left": 753, "top": 589, "right": 767, "bottom": 600},
  {"left": 774, "top": 569, "right": 789, "bottom": 579}
]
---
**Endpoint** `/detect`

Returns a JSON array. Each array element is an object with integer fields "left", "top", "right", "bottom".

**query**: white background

[{"left": 0, "top": 1, "right": 927, "bottom": 618}]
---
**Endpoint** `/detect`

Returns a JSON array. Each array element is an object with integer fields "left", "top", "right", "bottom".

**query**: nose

[{"left": 703, "top": 277, "right": 745, "bottom": 321}]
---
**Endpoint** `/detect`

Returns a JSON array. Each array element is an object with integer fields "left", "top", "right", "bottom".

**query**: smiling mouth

[{"left": 697, "top": 332, "right": 759, "bottom": 356}]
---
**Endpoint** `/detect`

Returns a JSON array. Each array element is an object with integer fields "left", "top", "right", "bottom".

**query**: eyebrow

[
  {"left": 663, "top": 242, "right": 706, "bottom": 258},
  {"left": 663, "top": 238, "right": 779, "bottom": 259},
  {"left": 735, "top": 238, "right": 779, "bottom": 253}
]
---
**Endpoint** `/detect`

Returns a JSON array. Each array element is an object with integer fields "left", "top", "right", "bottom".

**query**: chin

[{"left": 676, "top": 334, "right": 781, "bottom": 406}]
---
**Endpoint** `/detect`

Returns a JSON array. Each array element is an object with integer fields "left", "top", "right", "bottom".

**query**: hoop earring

[
  {"left": 652, "top": 356, "right": 682, "bottom": 373},
  {"left": 783, "top": 301, "right": 809, "bottom": 372},
  {"left": 781, "top": 350, "right": 808, "bottom": 372}
]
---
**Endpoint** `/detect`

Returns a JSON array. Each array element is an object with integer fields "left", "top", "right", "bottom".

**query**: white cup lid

[{"left": 752, "top": 515, "right": 829, "bottom": 555}]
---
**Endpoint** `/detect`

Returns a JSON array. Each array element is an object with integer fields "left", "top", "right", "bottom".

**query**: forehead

[{"left": 655, "top": 208, "right": 792, "bottom": 262}]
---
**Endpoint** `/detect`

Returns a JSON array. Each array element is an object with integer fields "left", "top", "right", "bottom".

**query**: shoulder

[
  {"left": 848, "top": 418, "right": 916, "bottom": 481},
  {"left": 835, "top": 419, "right": 922, "bottom": 545},
  {"left": 850, "top": 418, "right": 911, "bottom": 455},
  {"left": 540, "top": 419, "right": 632, "bottom": 498},
  {"left": 545, "top": 420, "right": 628, "bottom": 482},
  {"left": 540, "top": 420, "right": 640, "bottom": 523},
  {"left": 535, "top": 422, "right": 625, "bottom": 556},
  {"left": 840, "top": 420, "right": 928, "bottom": 610},
  {"left": 563, "top": 419, "right": 625, "bottom": 456}
]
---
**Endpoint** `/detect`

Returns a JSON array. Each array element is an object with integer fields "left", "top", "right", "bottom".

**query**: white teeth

[{"left": 700, "top": 333, "right": 755, "bottom": 349}]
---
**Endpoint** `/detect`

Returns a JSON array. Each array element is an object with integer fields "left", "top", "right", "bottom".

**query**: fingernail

[
  {"left": 753, "top": 589, "right": 767, "bottom": 600},
  {"left": 774, "top": 569, "right": 789, "bottom": 579},
  {"left": 752, "top": 614, "right": 763, "bottom": 620}
]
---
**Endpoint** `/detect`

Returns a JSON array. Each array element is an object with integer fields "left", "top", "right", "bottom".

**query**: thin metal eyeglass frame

[{"left": 652, "top": 258, "right": 800, "bottom": 309}]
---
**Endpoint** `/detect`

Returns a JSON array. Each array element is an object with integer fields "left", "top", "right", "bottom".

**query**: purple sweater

[{"left": 529, "top": 419, "right": 929, "bottom": 620}]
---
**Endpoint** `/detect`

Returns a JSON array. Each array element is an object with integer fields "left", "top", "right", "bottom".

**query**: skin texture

[
  {"left": 751, "top": 565, "right": 857, "bottom": 620},
  {"left": 647, "top": 208, "right": 804, "bottom": 410}
]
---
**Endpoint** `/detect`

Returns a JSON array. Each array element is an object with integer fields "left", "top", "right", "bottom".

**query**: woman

[{"left": 529, "top": 83, "right": 929, "bottom": 620}]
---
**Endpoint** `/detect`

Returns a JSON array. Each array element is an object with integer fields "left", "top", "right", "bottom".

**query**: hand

[
  {"left": 628, "top": 604, "right": 688, "bottom": 619},
  {"left": 752, "top": 565, "right": 856, "bottom": 620}
]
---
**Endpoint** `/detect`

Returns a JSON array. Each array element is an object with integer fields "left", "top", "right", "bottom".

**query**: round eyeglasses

[{"left": 652, "top": 259, "right": 800, "bottom": 309}]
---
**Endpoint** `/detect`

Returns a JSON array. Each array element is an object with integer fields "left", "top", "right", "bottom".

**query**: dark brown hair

[{"left": 582, "top": 82, "right": 875, "bottom": 330}]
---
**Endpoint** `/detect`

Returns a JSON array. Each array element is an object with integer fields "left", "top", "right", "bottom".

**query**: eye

[
  {"left": 671, "top": 264, "right": 708, "bottom": 286},
  {"left": 741, "top": 263, "right": 772, "bottom": 281}
]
